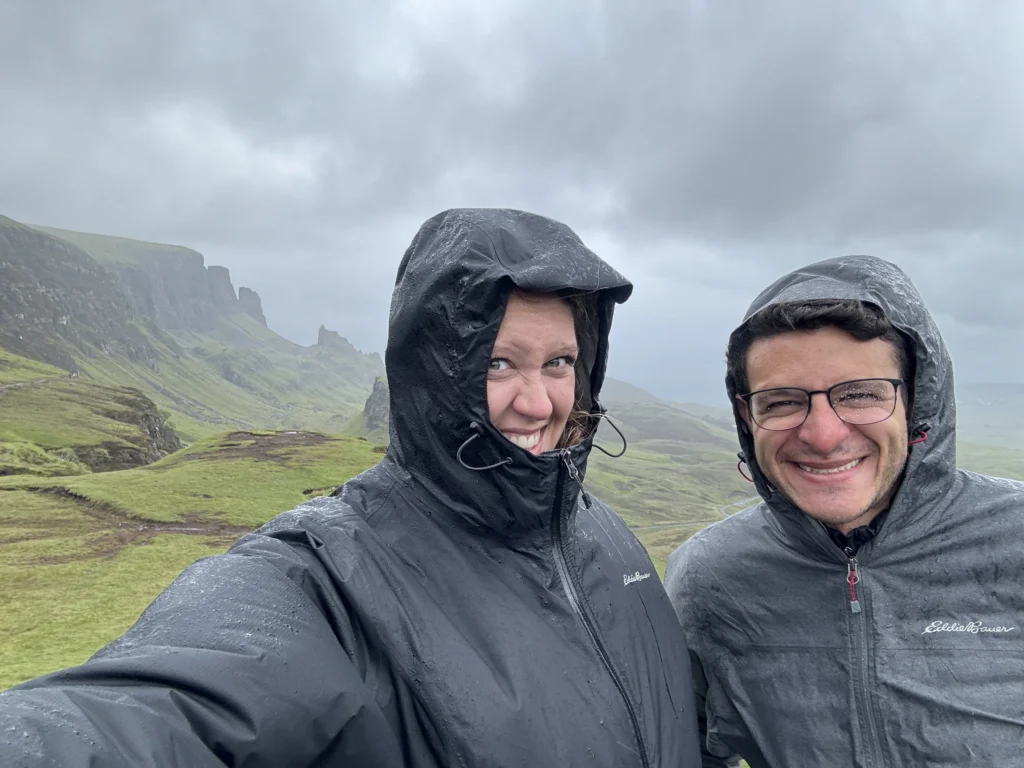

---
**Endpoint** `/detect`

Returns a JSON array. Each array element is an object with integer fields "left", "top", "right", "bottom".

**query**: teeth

[
  {"left": 505, "top": 431, "right": 541, "bottom": 450},
  {"left": 798, "top": 458, "right": 862, "bottom": 475}
]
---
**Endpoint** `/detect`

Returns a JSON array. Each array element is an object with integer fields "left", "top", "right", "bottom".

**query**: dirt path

[
  {"left": 630, "top": 496, "right": 762, "bottom": 534},
  {"left": 718, "top": 495, "right": 761, "bottom": 518},
  {"left": 1, "top": 485, "right": 252, "bottom": 564},
  {"left": 0, "top": 376, "right": 66, "bottom": 399}
]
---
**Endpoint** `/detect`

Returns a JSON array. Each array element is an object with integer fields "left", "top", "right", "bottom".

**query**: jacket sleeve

[
  {"left": 0, "top": 531, "right": 402, "bottom": 767},
  {"left": 689, "top": 650, "right": 743, "bottom": 768},
  {"left": 665, "top": 544, "right": 743, "bottom": 768}
]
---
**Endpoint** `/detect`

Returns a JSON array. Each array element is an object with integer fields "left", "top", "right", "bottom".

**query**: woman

[{"left": 0, "top": 208, "right": 701, "bottom": 767}]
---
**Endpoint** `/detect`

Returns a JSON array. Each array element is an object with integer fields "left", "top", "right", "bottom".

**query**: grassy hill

[
  {"left": 0, "top": 350, "right": 181, "bottom": 476},
  {"left": 0, "top": 430, "right": 384, "bottom": 690},
  {"left": 0, "top": 216, "right": 384, "bottom": 443}
]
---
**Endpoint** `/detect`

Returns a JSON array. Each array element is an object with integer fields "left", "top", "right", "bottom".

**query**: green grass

[
  {"left": 0, "top": 349, "right": 67, "bottom": 385},
  {"left": 0, "top": 375, "right": 180, "bottom": 477},
  {"left": 0, "top": 442, "right": 91, "bottom": 477},
  {"left": 0, "top": 430, "right": 384, "bottom": 690},
  {"left": 0, "top": 380, "right": 145, "bottom": 448},
  {"left": 69, "top": 432, "right": 382, "bottom": 527},
  {"left": 67, "top": 313, "right": 380, "bottom": 442},
  {"left": 1, "top": 527, "right": 227, "bottom": 690},
  {"left": 33, "top": 225, "right": 202, "bottom": 267}
]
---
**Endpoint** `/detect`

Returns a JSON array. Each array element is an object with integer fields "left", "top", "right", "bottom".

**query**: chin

[
  {"left": 785, "top": 489, "right": 874, "bottom": 525},
  {"left": 797, "top": 499, "right": 873, "bottom": 527}
]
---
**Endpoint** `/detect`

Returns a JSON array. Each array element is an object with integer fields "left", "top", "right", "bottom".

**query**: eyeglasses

[{"left": 739, "top": 378, "right": 904, "bottom": 432}]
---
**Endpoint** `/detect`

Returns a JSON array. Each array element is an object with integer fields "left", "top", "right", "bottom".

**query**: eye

[
  {"left": 762, "top": 397, "right": 799, "bottom": 411},
  {"left": 489, "top": 358, "right": 511, "bottom": 371},
  {"left": 545, "top": 355, "right": 576, "bottom": 369}
]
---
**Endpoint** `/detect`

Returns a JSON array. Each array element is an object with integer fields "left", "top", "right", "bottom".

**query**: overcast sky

[{"left": 2, "top": 0, "right": 1022, "bottom": 405}]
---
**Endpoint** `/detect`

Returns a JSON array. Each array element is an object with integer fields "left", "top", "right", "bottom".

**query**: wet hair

[
  {"left": 726, "top": 299, "right": 914, "bottom": 404},
  {"left": 556, "top": 291, "right": 599, "bottom": 449}
]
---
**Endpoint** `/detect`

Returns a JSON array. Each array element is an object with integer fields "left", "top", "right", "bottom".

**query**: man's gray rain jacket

[
  {"left": 0, "top": 208, "right": 701, "bottom": 767},
  {"left": 665, "top": 254, "right": 1024, "bottom": 767}
]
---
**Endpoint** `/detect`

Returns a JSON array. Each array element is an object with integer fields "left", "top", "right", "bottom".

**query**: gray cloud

[{"left": 1, "top": 0, "right": 1022, "bottom": 403}]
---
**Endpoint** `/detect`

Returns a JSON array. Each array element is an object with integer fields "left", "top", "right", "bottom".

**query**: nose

[
  {"left": 511, "top": 372, "right": 554, "bottom": 423},
  {"left": 795, "top": 392, "right": 851, "bottom": 453}
]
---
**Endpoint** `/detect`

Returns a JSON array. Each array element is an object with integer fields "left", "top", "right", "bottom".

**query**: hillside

[
  {"left": 0, "top": 216, "right": 383, "bottom": 441},
  {"left": 0, "top": 430, "right": 384, "bottom": 690},
  {"left": 0, "top": 350, "right": 180, "bottom": 476},
  {"left": 956, "top": 383, "right": 1024, "bottom": 450}
]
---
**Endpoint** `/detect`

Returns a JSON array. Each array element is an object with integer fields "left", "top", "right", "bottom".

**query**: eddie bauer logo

[
  {"left": 623, "top": 571, "right": 652, "bottom": 586},
  {"left": 922, "top": 620, "right": 1016, "bottom": 635}
]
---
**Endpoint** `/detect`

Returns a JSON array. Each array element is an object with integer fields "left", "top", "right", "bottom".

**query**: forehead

[
  {"left": 496, "top": 292, "right": 574, "bottom": 335},
  {"left": 745, "top": 326, "right": 901, "bottom": 391}
]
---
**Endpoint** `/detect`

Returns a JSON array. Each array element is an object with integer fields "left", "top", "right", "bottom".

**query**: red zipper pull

[{"left": 847, "top": 557, "right": 862, "bottom": 614}]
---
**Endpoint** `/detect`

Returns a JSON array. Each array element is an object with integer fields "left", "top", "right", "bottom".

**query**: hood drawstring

[
  {"left": 454, "top": 422, "right": 599, "bottom": 509},
  {"left": 908, "top": 422, "right": 930, "bottom": 447},
  {"left": 590, "top": 409, "right": 628, "bottom": 458},
  {"left": 737, "top": 452, "right": 755, "bottom": 483},
  {"left": 456, "top": 423, "right": 514, "bottom": 472}
]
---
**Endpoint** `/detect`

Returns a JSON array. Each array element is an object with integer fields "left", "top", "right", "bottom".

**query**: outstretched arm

[{"left": 0, "top": 533, "right": 401, "bottom": 767}]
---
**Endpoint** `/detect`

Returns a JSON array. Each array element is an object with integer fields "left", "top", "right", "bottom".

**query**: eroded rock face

[
  {"left": 65, "top": 386, "right": 182, "bottom": 473},
  {"left": 207, "top": 265, "right": 239, "bottom": 313},
  {"left": 363, "top": 376, "right": 390, "bottom": 433},
  {"left": 84, "top": 386, "right": 182, "bottom": 471},
  {"left": 0, "top": 218, "right": 265, "bottom": 372},
  {"left": 238, "top": 286, "right": 267, "bottom": 326},
  {"left": 112, "top": 252, "right": 234, "bottom": 332},
  {"left": 0, "top": 218, "right": 160, "bottom": 371}
]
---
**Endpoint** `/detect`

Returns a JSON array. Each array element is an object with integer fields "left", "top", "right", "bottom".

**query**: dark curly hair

[{"left": 725, "top": 299, "right": 914, "bottom": 405}]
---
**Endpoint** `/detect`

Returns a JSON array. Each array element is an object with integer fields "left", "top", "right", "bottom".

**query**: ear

[{"left": 735, "top": 395, "right": 753, "bottom": 432}]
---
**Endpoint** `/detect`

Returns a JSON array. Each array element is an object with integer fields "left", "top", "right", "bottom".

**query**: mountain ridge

[{"left": 0, "top": 215, "right": 383, "bottom": 440}]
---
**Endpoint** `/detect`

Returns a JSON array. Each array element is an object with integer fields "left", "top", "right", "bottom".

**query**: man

[{"left": 666, "top": 255, "right": 1024, "bottom": 767}]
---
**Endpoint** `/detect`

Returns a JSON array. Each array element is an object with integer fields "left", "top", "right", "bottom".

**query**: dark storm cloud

[{"left": 1, "top": 0, "right": 1021, "bottom": 401}]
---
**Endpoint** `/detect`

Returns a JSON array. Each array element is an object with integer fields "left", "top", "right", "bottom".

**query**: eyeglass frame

[{"left": 738, "top": 377, "right": 905, "bottom": 431}]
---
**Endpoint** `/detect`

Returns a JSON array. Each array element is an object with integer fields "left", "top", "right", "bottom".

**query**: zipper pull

[
  {"left": 561, "top": 449, "right": 591, "bottom": 508},
  {"left": 846, "top": 555, "right": 862, "bottom": 614}
]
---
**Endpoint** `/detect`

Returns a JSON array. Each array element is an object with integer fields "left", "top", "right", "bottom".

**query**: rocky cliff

[
  {"left": 0, "top": 217, "right": 160, "bottom": 371},
  {"left": 33, "top": 224, "right": 266, "bottom": 335},
  {"left": 238, "top": 286, "right": 267, "bottom": 326},
  {"left": 0, "top": 218, "right": 272, "bottom": 370},
  {"left": 70, "top": 386, "right": 183, "bottom": 472},
  {"left": 363, "top": 376, "right": 390, "bottom": 433},
  {"left": 0, "top": 215, "right": 384, "bottom": 444}
]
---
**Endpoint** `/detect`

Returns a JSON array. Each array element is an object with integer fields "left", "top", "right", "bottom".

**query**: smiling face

[
  {"left": 487, "top": 291, "right": 578, "bottom": 456},
  {"left": 737, "top": 326, "right": 909, "bottom": 533}
]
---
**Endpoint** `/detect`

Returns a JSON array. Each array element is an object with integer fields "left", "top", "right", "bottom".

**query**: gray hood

[
  {"left": 668, "top": 255, "right": 1024, "bottom": 767},
  {"left": 725, "top": 255, "right": 957, "bottom": 553}
]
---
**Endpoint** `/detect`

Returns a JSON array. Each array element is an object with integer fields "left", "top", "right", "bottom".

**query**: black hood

[
  {"left": 725, "top": 255, "right": 957, "bottom": 540},
  {"left": 383, "top": 208, "right": 632, "bottom": 537}
]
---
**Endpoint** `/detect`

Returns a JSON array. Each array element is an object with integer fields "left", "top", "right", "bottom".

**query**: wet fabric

[
  {"left": 826, "top": 508, "right": 889, "bottom": 555},
  {"left": 665, "top": 255, "right": 1024, "bottom": 767},
  {"left": 0, "top": 208, "right": 701, "bottom": 767}
]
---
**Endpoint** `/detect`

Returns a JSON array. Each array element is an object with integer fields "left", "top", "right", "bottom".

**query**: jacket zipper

[
  {"left": 552, "top": 450, "right": 651, "bottom": 768},
  {"left": 846, "top": 552, "right": 861, "bottom": 614},
  {"left": 844, "top": 547, "right": 887, "bottom": 766}
]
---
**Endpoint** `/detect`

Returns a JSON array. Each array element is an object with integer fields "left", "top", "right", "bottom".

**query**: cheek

[
  {"left": 486, "top": 380, "right": 513, "bottom": 419},
  {"left": 548, "top": 376, "right": 576, "bottom": 420},
  {"left": 873, "top": 424, "right": 909, "bottom": 463},
  {"left": 752, "top": 431, "right": 785, "bottom": 467}
]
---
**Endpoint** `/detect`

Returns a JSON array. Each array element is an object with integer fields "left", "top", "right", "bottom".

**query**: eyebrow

[{"left": 491, "top": 341, "right": 579, "bottom": 357}]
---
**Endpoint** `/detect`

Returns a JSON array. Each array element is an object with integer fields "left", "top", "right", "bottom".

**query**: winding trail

[
  {"left": 0, "top": 375, "right": 72, "bottom": 401},
  {"left": 630, "top": 495, "right": 761, "bottom": 534}
]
